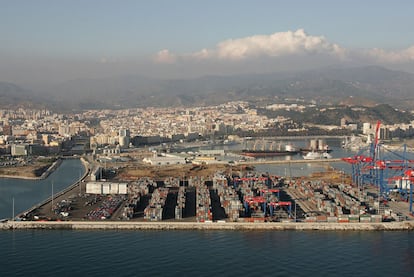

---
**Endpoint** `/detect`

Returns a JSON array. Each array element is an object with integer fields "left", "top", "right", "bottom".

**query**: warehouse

[
  {"left": 142, "top": 154, "right": 187, "bottom": 165},
  {"left": 86, "top": 181, "right": 128, "bottom": 194}
]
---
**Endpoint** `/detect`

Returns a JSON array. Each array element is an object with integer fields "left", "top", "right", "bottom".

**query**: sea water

[
  {"left": 1, "top": 146, "right": 414, "bottom": 276},
  {"left": 0, "top": 230, "right": 413, "bottom": 276}
]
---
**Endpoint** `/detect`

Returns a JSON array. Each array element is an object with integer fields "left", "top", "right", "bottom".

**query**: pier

[
  {"left": 239, "top": 158, "right": 342, "bottom": 165},
  {"left": 2, "top": 220, "right": 414, "bottom": 231}
]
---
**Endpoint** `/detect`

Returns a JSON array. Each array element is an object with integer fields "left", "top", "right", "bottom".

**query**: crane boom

[{"left": 373, "top": 120, "right": 381, "bottom": 161}]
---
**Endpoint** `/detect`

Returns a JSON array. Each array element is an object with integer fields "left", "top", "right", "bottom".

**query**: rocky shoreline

[{"left": 2, "top": 221, "right": 414, "bottom": 231}]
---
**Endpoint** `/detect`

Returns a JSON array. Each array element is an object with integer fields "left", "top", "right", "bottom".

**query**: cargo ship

[{"left": 241, "top": 142, "right": 299, "bottom": 157}]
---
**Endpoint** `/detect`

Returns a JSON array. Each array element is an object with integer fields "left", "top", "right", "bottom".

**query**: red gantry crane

[{"left": 342, "top": 120, "right": 414, "bottom": 214}]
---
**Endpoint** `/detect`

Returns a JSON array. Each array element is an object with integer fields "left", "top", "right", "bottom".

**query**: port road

[{"left": 238, "top": 158, "right": 342, "bottom": 165}]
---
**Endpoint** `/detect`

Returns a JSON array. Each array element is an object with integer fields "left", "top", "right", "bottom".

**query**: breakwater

[{"left": 2, "top": 221, "right": 414, "bottom": 231}]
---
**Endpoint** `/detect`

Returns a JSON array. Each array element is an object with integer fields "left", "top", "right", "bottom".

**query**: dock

[
  {"left": 239, "top": 158, "right": 342, "bottom": 165},
  {"left": 2, "top": 220, "right": 414, "bottom": 231}
]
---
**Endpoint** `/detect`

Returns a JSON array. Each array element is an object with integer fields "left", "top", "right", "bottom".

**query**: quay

[
  {"left": 239, "top": 158, "right": 342, "bottom": 165},
  {"left": 2, "top": 221, "right": 414, "bottom": 231},
  {"left": 5, "top": 156, "right": 412, "bottom": 231}
]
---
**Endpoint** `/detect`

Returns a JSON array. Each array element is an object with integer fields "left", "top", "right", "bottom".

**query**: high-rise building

[
  {"left": 119, "top": 128, "right": 130, "bottom": 148},
  {"left": 362, "top": 122, "right": 372, "bottom": 135},
  {"left": 119, "top": 129, "right": 130, "bottom": 137}
]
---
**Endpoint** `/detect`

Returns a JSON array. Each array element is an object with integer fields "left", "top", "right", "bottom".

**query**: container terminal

[
  {"left": 3, "top": 125, "right": 414, "bottom": 230},
  {"left": 9, "top": 163, "right": 412, "bottom": 226}
]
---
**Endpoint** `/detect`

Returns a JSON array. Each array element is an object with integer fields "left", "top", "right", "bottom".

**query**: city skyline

[{"left": 1, "top": 0, "right": 414, "bottom": 84}]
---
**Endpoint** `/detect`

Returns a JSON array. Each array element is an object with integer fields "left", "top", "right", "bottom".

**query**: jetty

[
  {"left": 239, "top": 158, "right": 342, "bottom": 165},
  {"left": 2, "top": 221, "right": 414, "bottom": 231}
]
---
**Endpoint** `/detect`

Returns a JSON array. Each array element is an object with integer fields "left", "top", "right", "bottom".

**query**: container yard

[{"left": 17, "top": 165, "right": 412, "bottom": 225}]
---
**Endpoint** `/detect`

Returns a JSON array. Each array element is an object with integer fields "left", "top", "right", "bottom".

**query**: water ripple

[{"left": 1, "top": 230, "right": 413, "bottom": 277}]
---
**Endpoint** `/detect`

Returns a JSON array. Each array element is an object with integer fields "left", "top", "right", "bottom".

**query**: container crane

[
  {"left": 243, "top": 195, "right": 292, "bottom": 218},
  {"left": 342, "top": 120, "right": 414, "bottom": 214}
]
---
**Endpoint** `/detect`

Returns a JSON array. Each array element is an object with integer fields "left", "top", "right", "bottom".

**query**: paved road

[
  {"left": 387, "top": 201, "right": 413, "bottom": 220},
  {"left": 239, "top": 158, "right": 342, "bottom": 165}
]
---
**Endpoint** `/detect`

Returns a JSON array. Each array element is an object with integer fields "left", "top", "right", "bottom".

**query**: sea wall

[{"left": 2, "top": 221, "right": 414, "bottom": 231}]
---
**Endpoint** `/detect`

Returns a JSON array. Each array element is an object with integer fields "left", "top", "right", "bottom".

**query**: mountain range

[{"left": 1, "top": 65, "right": 414, "bottom": 111}]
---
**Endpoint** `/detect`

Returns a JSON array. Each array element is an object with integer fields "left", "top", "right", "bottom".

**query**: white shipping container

[
  {"left": 86, "top": 182, "right": 102, "bottom": 194},
  {"left": 327, "top": 216, "right": 338, "bottom": 222},
  {"left": 102, "top": 184, "right": 110, "bottom": 194},
  {"left": 119, "top": 183, "right": 128, "bottom": 194},
  {"left": 86, "top": 187, "right": 102, "bottom": 194},
  {"left": 109, "top": 183, "right": 119, "bottom": 194}
]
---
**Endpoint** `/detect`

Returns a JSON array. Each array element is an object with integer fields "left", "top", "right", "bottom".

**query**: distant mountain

[
  {"left": 260, "top": 103, "right": 413, "bottom": 126},
  {"left": 0, "top": 81, "right": 42, "bottom": 109},
  {"left": 3, "top": 65, "right": 414, "bottom": 111}
]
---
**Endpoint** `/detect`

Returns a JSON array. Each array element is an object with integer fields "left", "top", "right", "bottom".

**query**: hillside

[
  {"left": 0, "top": 81, "right": 46, "bottom": 109},
  {"left": 41, "top": 65, "right": 414, "bottom": 110},
  {"left": 258, "top": 103, "right": 413, "bottom": 126},
  {"left": 1, "top": 66, "right": 414, "bottom": 112}
]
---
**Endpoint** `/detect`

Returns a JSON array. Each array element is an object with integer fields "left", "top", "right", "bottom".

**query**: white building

[
  {"left": 86, "top": 181, "right": 128, "bottom": 194},
  {"left": 142, "top": 154, "right": 187, "bottom": 166},
  {"left": 362, "top": 122, "right": 372, "bottom": 135}
]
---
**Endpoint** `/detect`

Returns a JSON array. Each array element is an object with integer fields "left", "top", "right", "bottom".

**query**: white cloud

[
  {"left": 154, "top": 49, "right": 176, "bottom": 64},
  {"left": 213, "top": 29, "right": 345, "bottom": 60},
  {"left": 156, "top": 29, "right": 345, "bottom": 63},
  {"left": 364, "top": 46, "right": 414, "bottom": 63},
  {"left": 154, "top": 29, "right": 414, "bottom": 69}
]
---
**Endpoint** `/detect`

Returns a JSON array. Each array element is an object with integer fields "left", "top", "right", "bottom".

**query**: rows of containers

[
  {"left": 304, "top": 214, "right": 383, "bottom": 223},
  {"left": 85, "top": 173, "right": 389, "bottom": 223},
  {"left": 212, "top": 175, "right": 242, "bottom": 222},
  {"left": 143, "top": 177, "right": 183, "bottom": 221},
  {"left": 237, "top": 176, "right": 265, "bottom": 220},
  {"left": 289, "top": 181, "right": 360, "bottom": 216},
  {"left": 143, "top": 187, "right": 169, "bottom": 221},
  {"left": 234, "top": 175, "right": 291, "bottom": 221},
  {"left": 287, "top": 180, "right": 384, "bottom": 222},
  {"left": 191, "top": 176, "right": 212, "bottom": 222},
  {"left": 121, "top": 177, "right": 152, "bottom": 219},
  {"left": 175, "top": 186, "right": 186, "bottom": 219}
]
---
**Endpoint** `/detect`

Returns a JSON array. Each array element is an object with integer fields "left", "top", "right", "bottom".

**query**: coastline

[
  {"left": 2, "top": 221, "right": 414, "bottom": 231},
  {"left": 13, "top": 157, "right": 90, "bottom": 219},
  {"left": 0, "top": 159, "right": 63, "bottom": 180}
]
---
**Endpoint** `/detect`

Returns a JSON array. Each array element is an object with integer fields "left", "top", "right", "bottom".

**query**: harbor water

[
  {"left": 0, "top": 159, "right": 86, "bottom": 219},
  {"left": 1, "top": 142, "right": 414, "bottom": 276},
  {"left": 0, "top": 230, "right": 413, "bottom": 276}
]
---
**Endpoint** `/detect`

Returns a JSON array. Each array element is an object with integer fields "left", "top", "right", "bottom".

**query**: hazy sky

[{"left": 1, "top": 0, "right": 414, "bottom": 84}]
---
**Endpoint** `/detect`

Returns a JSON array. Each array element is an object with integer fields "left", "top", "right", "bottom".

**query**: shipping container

[
  {"left": 327, "top": 216, "right": 338, "bottom": 223},
  {"left": 118, "top": 183, "right": 128, "bottom": 194},
  {"left": 316, "top": 215, "right": 327, "bottom": 222}
]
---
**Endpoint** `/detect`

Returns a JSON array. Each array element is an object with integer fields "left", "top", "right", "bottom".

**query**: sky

[{"left": 1, "top": 0, "right": 414, "bottom": 84}]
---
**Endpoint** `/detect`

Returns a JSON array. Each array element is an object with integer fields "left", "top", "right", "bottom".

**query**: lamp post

[
  {"left": 294, "top": 200, "right": 297, "bottom": 222},
  {"left": 12, "top": 197, "right": 15, "bottom": 221},
  {"left": 51, "top": 181, "right": 54, "bottom": 212}
]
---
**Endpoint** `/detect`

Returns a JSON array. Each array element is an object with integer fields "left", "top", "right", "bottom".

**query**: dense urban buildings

[{"left": 1, "top": 102, "right": 414, "bottom": 157}]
